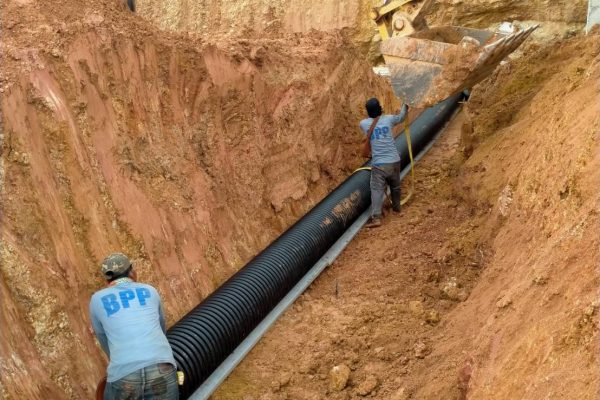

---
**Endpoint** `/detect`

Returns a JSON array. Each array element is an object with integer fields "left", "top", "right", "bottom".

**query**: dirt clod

[
  {"left": 426, "top": 309, "right": 441, "bottom": 324},
  {"left": 356, "top": 375, "right": 379, "bottom": 396},
  {"left": 496, "top": 294, "right": 513, "bottom": 309},
  {"left": 329, "top": 364, "right": 351, "bottom": 391},
  {"left": 440, "top": 277, "right": 468, "bottom": 302},
  {"left": 390, "top": 387, "right": 409, "bottom": 400},
  {"left": 414, "top": 341, "right": 431, "bottom": 359},
  {"left": 408, "top": 300, "right": 425, "bottom": 316}
]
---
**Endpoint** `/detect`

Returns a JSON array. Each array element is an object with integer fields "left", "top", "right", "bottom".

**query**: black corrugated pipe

[{"left": 168, "top": 93, "right": 464, "bottom": 398}]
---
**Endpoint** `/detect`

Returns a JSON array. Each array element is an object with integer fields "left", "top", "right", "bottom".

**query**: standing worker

[
  {"left": 359, "top": 97, "right": 409, "bottom": 228},
  {"left": 90, "top": 253, "right": 179, "bottom": 400}
]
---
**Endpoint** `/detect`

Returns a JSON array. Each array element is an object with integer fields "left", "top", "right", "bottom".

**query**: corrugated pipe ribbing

[{"left": 168, "top": 93, "right": 464, "bottom": 398}]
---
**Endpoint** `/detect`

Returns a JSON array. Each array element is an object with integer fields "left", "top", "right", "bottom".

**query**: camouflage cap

[{"left": 101, "top": 252, "right": 132, "bottom": 279}]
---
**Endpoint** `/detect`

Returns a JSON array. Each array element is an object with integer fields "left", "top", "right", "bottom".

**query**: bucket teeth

[{"left": 475, "top": 25, "right": 538, "bottom": 70}]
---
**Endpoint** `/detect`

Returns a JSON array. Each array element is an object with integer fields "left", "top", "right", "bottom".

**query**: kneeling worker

[
  {"left": 90, "top": 253, "right": 179, "bottom": 399},
  {"left": 359, "top": 98, "right": 409, "bottom": 228}
]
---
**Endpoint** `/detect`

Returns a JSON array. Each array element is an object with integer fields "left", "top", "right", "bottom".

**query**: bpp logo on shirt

[
  {"left": 101, "top": 288, "right": 151, "bottom": 316},
  {"left": 372, "top": 126, "right": 390, "bottom": 140}
]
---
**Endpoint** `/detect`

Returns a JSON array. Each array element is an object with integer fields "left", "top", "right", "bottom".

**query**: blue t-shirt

[
  {"left": 89, "top": 280, "right": 176, "bottom": 382},
  {"left": 359, "top": 105, "right": 408, "bottom": 166}
]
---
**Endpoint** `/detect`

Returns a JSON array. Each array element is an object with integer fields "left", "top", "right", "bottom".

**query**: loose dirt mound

[
  {"left": 136, "top": 0, "right": 588, "bottom": 60},
  {"left": 1, "top": 1, "right": 397, "bottom": 399},
  {"left": 136, "top": 0, "right": 588, "bottom": 39},
  {"left": 136, "top": 0, "right": 378, "bottom": 48},
  {"left": 428, "top": 0, "right": 587, "bottom": 27},
  {"left": 214, "top": 32, "right": 599, "bottom": 400}
]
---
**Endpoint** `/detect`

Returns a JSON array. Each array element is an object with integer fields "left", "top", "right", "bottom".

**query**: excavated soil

[
  {"left": 427, "top": 0, "right": 587, "bottom": 27},
  {"left": 1, "top": 0, "right": 598, "bottom": 399},
  {"left": 1, "top": 1, "right": 396, "bottom": 399},
  {"left": 214, "top": 33, "right": 600, "bottom": 400},
  {"left": 136, "top": 0, "right": 378, "bottom": 45},
  {"left": 136, "top": 0, "right": 588, "bottom": 61},
  {"left": 136, "top": 0, "right": 588, "bottom": 39}
]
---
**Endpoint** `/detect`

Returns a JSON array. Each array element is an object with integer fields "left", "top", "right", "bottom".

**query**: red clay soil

[
  {"left": 1, "top": 0, "right": 598, "bottom": 399},
  {"left": 427, "top": 0, "right": 587, "bottom": 27},
  {"left": 1, "top": 1, "right": 398, "bottom": 399},
  {"left": 213, "top": 33, "right": 600, "bottom": 400}
]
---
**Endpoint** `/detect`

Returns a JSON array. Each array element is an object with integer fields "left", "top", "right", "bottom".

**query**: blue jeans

[{"left": 104, "top": 363, "right": 179, "bottom": 400}]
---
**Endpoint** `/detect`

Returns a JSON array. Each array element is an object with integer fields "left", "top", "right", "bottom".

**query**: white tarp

[{"left": 587, "top": 0, "right": 600, "bottom": 32}]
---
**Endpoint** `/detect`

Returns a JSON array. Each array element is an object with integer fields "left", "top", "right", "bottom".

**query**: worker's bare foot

[{"left": 365, "top": 217, "right": 382, "bottom": 228}]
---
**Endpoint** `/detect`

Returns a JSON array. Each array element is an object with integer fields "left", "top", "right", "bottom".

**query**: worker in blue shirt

[
  {"left": 90, "top": 253, "right": 178, "bottom": 399},
  {"left": 359, "top": 97, "right": 408, "bottom": 227}
]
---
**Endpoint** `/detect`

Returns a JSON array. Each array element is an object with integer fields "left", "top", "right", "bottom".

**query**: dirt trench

[
  {"left": 1, "top": 1, "right": 397, "bottom": 399},
  {"left": 213, "top": 33, "right": 600, "bottom": 400},
  {"left": 1, "top": 0, "right": 598, "bottom": 399}
]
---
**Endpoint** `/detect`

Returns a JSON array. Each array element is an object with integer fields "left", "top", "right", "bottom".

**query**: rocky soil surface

[
  {"left": 136, "top": 0, "right": 588, "bottom": 58},
  {"left": 214, "top": 32, "right": 600, "bottom": 400},
  {"left": 428, "top": 0, "right": 587, "bottom": 27},
  {"left": 1, "top": 1, "right": 395, "bottom": 398},
  {"left": 1, "top": 0, "right": 597, "bottom": 399},
  {"left": 136, "top": 0, "right": 588, "bottom": 37}
]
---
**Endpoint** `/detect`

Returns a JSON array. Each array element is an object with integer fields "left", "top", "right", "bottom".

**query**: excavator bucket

[{"left": 379, "top": 25, "right": 539, "bottom": 107}]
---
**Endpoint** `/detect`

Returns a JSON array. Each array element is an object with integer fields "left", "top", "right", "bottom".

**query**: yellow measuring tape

[
  {"left": 401, "top": 116, "right": 415, "bottom": 206},
  {"left": 354, "top": 167, "right": 373, "bottom": 173},
  {"left": 354, "top": 115, "right": 416, "bottom": 206}
]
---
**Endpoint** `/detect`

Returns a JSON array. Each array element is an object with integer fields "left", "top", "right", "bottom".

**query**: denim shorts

[{"left": 104, "top": 363, "right": 179, "bottom": 400}]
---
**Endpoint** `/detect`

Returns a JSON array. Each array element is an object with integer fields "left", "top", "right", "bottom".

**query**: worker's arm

[
  {"left": 390, "top": 103, "right": 409, "bottom": 126},
  {"left": 89, "top": 300, "right": 110, "bottom": 356}
]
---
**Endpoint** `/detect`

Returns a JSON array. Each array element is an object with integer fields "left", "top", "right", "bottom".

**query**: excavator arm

[{"left": 370, "top": 0, "right": 435, "bottom": 40}]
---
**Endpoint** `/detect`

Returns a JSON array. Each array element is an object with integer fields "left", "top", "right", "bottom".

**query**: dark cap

[{"left": 365, "top": 98, "right": 382, "bottom": 118}]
